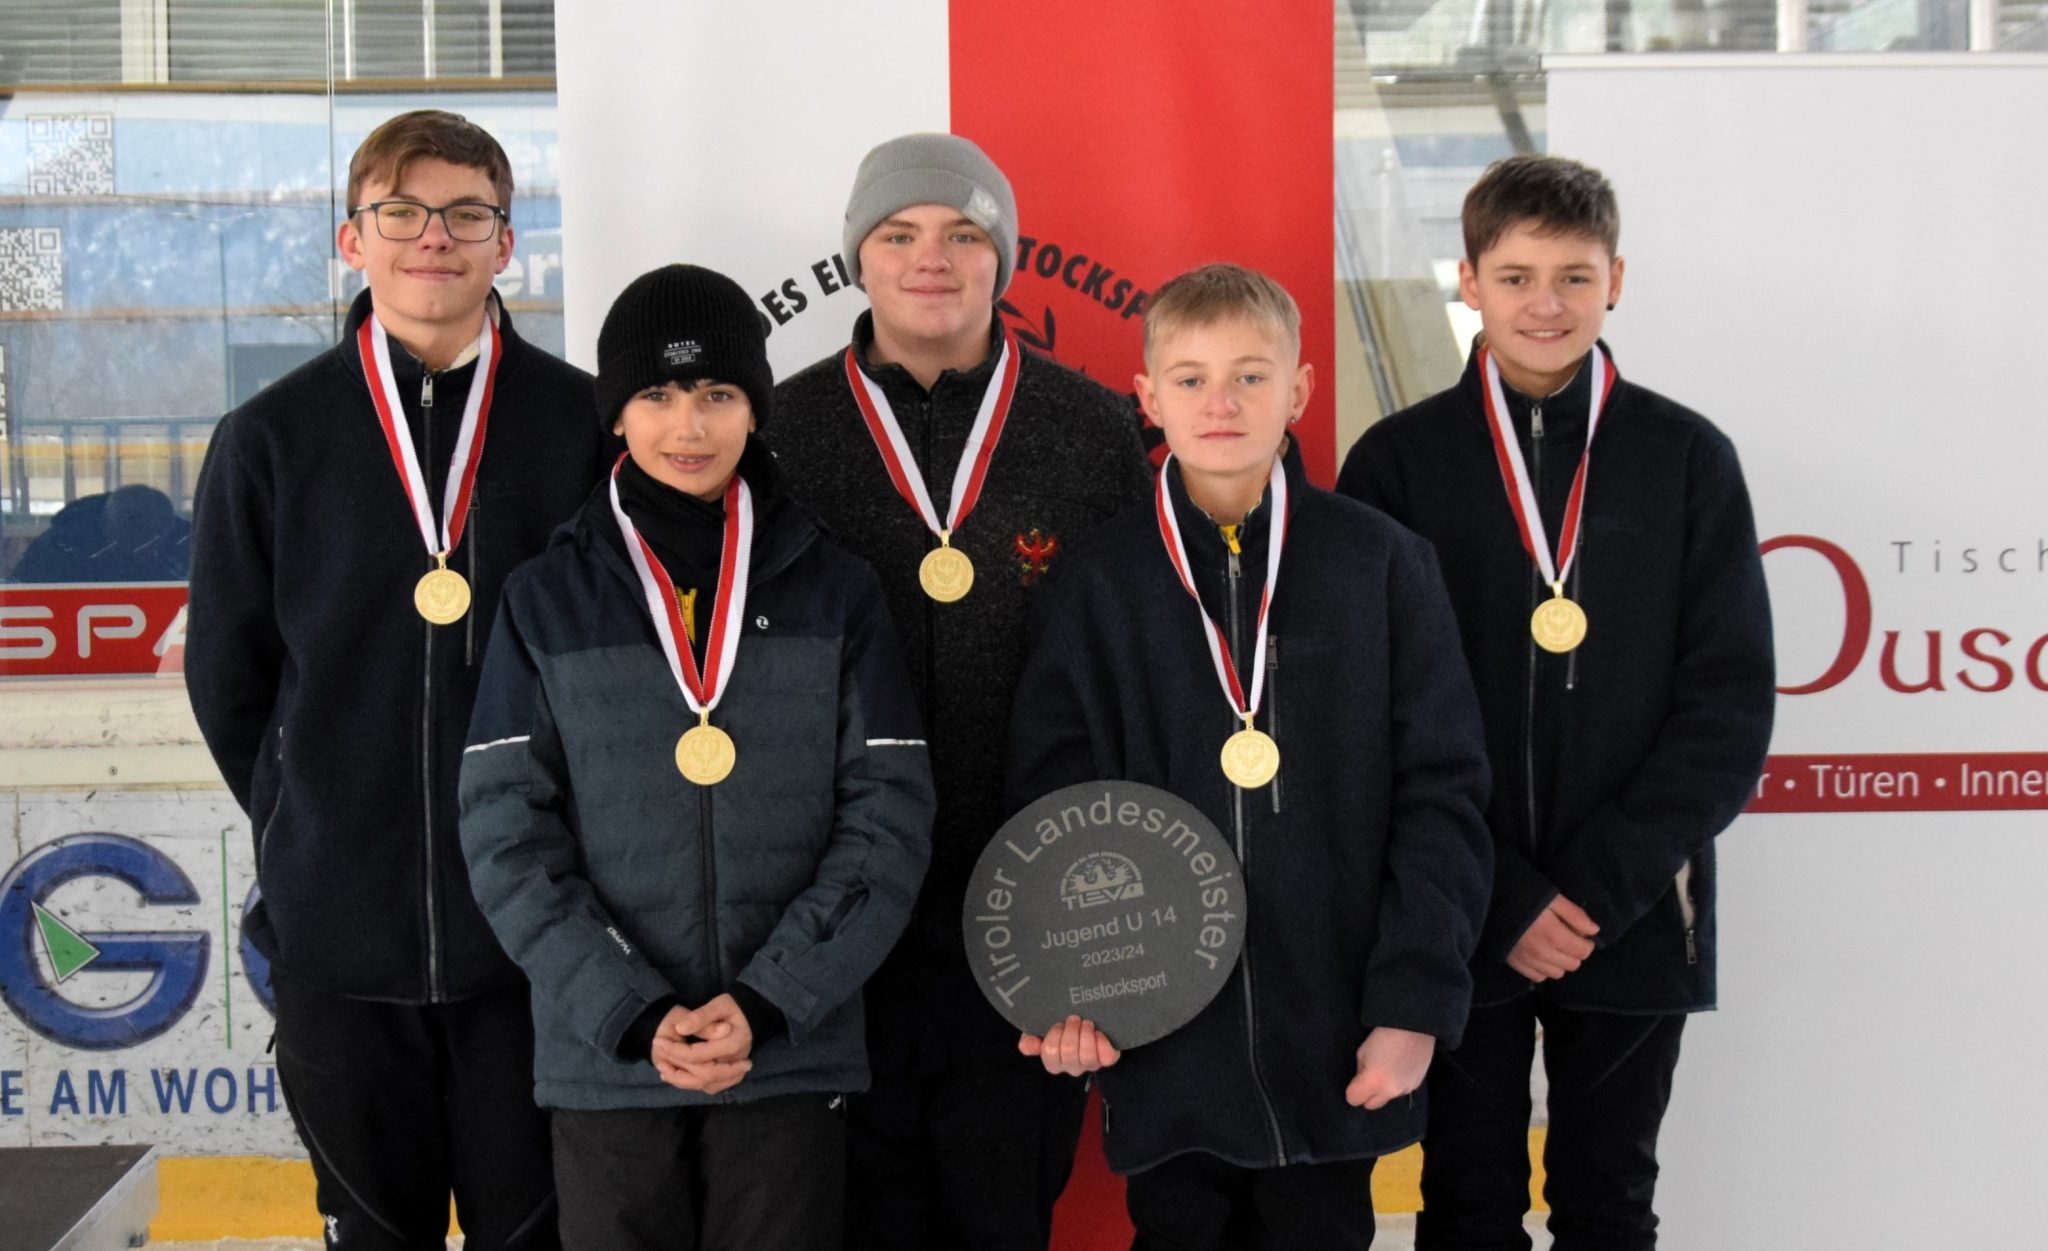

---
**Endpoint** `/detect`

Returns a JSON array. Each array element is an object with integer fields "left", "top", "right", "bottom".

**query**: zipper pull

[
  {"left": 1531, "top": 401, "right": 1544, "bottom": 439},
  {"left": 1685, "top": 927, "right": 1699, "bottom": 966},
  {"left": 421, "top": 371, "right": 435, "bottom": 409}
]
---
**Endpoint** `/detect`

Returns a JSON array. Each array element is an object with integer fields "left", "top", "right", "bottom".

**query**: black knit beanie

[{"left": 595, "top": 264, "right": 773, "bottom": 431}]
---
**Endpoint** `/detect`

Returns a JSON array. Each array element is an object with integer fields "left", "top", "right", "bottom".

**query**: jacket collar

[
  {"left": 338, "top": 287, "right": 522, "bottom": 387},
  {"left": 571, "top": 434, "right": 818, "bottom": 594},
  {"left": 1164, "top": 435, "right": 1305, "bottom": 569},
  {"left": 849, "top": 309, "right": 1004, "bottom": 407},
  {"left": 1457, "top": 337, "right": 1619, "bottom": 439}
]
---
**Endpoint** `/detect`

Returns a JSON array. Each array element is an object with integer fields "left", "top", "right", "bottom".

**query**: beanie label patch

[
  {"left": 966, "top": 186, "right": 1002, "bottom": 230},
  {"left": 663, "top": 340, "right": 703, "bottom": 366}
]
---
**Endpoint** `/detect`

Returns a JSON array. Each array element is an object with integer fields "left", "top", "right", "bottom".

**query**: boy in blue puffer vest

[{"left": 460, "top": 264, "right": 934, "bottom": 1250}]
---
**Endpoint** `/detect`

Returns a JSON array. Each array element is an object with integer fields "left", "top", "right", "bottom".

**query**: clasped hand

[{"left": 650, "top": 993, "right": 754, "bottom": 1095}]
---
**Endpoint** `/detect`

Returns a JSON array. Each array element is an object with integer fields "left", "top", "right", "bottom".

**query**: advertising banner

[
  {"left": 1551, "top": 56, "right": 2048, "bottom": 1249},
  {"left": 558, "top": 0, "right": 1336, "bottom": 476},
  {"left": 0, "top": 790, "right": 286, "bottom": 1152}
]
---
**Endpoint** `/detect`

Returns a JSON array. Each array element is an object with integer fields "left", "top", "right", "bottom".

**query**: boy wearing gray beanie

[{"left": 767, "top": 132, "right": 1153, "bottom": 1250}]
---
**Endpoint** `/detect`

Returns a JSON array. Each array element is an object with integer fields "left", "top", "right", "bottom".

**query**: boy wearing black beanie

[
  {"left": 461, "top": 263, "right": 934, "bottom": 1250},
  {"left": 768, "top": 132, "right": 1154, "bottom": 1251}
]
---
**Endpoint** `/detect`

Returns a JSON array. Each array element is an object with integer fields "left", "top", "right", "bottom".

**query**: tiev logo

[
  {"left": 663, "top": 340, "right": 702, "bottom": 367},
  {"left": 1059, "top": 852, "right": 1144, "bottom": 911}
]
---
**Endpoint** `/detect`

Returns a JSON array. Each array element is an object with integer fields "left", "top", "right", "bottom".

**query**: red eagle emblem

[{"left": 1014, "top": 528, "right": 1060, "bottom": 586}]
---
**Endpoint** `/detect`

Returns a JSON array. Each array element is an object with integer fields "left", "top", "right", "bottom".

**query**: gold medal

[
  {"left": 414, "top": 558, "right": 471, "bottom": 625},
  {"left": 676, "top": 713, "right": 737, "bottom": 786},
  {"left": 1530, "top": 586, "right": 1587, "bottom": 654},
  {"left": 919, "top": 538, "right": 975, "bottom": 603},
  {"left": 1220, "top": 721, "right": 1280, "bottom": 790}
]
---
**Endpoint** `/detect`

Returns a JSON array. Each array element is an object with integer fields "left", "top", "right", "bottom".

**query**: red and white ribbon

[
  {"left": 359, "top": 314, "right": 501, "bottom": 563},
  {"left": 607, "top": 454, "right": 753, "bottom": 719},
  {"left": 1478, "top": 344, "right": 1617, "bottom": 591},
  {"left": 1154, "top": 454, "right": 1289, "bottom": 726},
  {"left": 843, "top": 327, "right": 1021, "bottom": 544}
]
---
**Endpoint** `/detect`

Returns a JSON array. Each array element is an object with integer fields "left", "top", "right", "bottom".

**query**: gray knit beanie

[{"left": 842, "top": 132, "right": 1018, "bottom": 298}]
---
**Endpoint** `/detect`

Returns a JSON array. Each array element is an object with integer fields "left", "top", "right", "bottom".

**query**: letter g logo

[{"left": 0, "top": 834, "right": 210, "bottom": 1050}]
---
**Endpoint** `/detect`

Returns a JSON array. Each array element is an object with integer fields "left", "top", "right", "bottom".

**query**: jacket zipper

[
  {"left": 420, "top": 369, "right": 444, "bottom": 1002},
  {"left": 1267, "top": 636, "right": 1283, "bottom": 814},
  {"left": 465, "top": 492, "right": 479, "bottom": 666},
  {"left": 919, "top": 395, "right": 938, "bottom": 745},
  {"left": 1565, "top": 530, "right": 1584, "bottom": 692},
  {"left": 256, "top": 726, "right": 285, "bottom": 867},
  {"left": 1523, "top": 401, "right": 1544, "bottom": 859},
  {"left": 699, "top": 784, "right": 721, "bottom": 980},
  {"left": 1225, "top": 535, "right": 1287, "bottom": 1165}
]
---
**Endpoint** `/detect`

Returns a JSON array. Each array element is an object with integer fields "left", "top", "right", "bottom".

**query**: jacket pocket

[{"left": 1675, "top": 857, "right": 1698, "bottom": 964}]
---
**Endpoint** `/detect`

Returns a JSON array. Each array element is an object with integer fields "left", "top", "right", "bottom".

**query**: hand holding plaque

[
  {"left": 1018, "top": 1014, "right": 1124, "bottom": 1076},
  {"left": 964, "top": 781, "right": 1246, "bottom": 1052}
]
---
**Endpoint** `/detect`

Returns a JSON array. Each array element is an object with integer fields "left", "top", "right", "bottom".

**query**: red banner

[
  {"left": 0, "top": 584, "right": 188, "bottom": 678},
  {"left": 1748, "top": 753, "right": 2048, "bottom": 812},
  {"left": 950, "top": 0, "right": 1337, "bottom": 483}
]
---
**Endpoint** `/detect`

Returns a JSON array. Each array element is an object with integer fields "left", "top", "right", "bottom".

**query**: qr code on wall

[
  {"left": 0, "top": 229, "right": 65, "bottom": 312},
  {"left": 28, "top": 114, "right": 115, "bottom": 196}
]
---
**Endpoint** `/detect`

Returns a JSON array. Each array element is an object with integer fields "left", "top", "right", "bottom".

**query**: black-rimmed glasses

[{"left": 351, "top": 200, "right": 506, "bottom": 242}]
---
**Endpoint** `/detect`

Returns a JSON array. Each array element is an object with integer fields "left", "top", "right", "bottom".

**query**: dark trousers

[
  {"left": 1416, "top": 996, "right": 1687, "bottom": 1251},
  {"left": 551, "top": 1095, "right": 846, "bottom": 1251},
  {"left": 844, "top": 948, "right": 1090, "bottom": 1251},
  {"left": 1125, "top": 1152, "right": 1378, "bottom": 1251},
  {"left": 270, "top": 971, "right": 558, "bottom": 1251}
]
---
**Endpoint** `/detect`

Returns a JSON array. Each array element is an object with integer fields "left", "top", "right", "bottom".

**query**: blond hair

[{"left": 1142, "top": 263, "right": 1301, "bottom": 365}]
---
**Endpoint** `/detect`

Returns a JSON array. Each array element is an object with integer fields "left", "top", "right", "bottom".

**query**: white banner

[
  {"left": 555, "top": 1, "right": 948, "bottom": 378},
  {"left": 1551, "top": 55, "right": 2048, "bottom": 1249}
]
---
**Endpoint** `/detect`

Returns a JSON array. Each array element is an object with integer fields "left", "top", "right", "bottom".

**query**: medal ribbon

[
  {"left": 608, "top": 454, "right": 754, "bottom": 718},
  {"left": 1478, "top": 343, "right": 1617, "bottom": 591},
  {"left": 842, "top": 326, "right": 1021, "bottom": 545},
  {"left": 359, "top": 313, "right": 502, "bottom": 564},
  {"left": 1154, "top": 454, "right": 1290, "bottom": 726}
]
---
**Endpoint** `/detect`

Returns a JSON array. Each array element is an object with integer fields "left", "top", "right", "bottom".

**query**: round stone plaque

[{"left": 962, "top": 780, "right": 1246, "bottom": 1050}]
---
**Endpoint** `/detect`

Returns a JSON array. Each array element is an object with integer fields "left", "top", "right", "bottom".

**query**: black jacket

[
  {"left": 459, "top": 439, "right": 934, "bottom": 1109},
  {"left": 186, "top": 289, "right": 610, "bottom": 1003},
  {"left": 1337, "top": 344, "right": 1775, "bottom": 1012},
  {"left": 768, "top": 313, "right": 1153, "bottom": 954},
  {"left": 1008, "top": 453, "right": 1493, "bottom": 1173}
]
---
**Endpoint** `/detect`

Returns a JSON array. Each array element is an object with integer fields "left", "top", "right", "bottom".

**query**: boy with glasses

[{"left": 187, "top": 109, "right": 608, "bottom": 1250}]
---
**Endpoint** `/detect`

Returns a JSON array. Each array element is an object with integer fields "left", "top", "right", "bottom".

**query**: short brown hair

[
  {"left": 1143, "top": 262, "right": 1301, "bottom": 365},
  {"left": 1462, "top": 154, "right": 1619, "bottom": 263},
  {"left": 346, "top": 109, "right": 514, "bottom": 216}
]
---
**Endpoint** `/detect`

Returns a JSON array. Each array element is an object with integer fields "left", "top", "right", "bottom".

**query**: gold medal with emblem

[
  {"left": 359, "top": 312, "right": 500, "bottom": 629},
  {"left": 1155, "top": 453, "right": 1291, "bottom": 792},
  {"left": 1478, "top": 343, "right": 1617, "bottom": 660},
  {"left": 676, "top": 712, "right": 737, "bottom": 786},
  {"left": 414, "top": 555, "right": 472, "bottom": 625},
  {"left": 845, "top": 330, "right": 1022, "bottom": 605},
  {"left": 609, "top": 457, "right": 756, "bottom": 789},
  {"left": 1530, "top": 584, "right": 1588, "bottom": 654},
  {"left": 919, "top": 535, "right": 975, "bottom": 603},
  {"left": 1220, "top": 717, "right": 1281, "bottom": 790}
]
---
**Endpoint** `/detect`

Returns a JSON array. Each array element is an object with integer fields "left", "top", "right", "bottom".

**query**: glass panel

[
  {"left": 167, "top": 0, "right": 329, "bottom": 82},
  {"left": 0, "top": 1, "right": 125, "bottom": 86},
  {"left": 1, "top": 1, "right": 561, "bottom": 686},
  {"left": 1809, "top": 0, "right": 1970, "bottom": 49}
]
